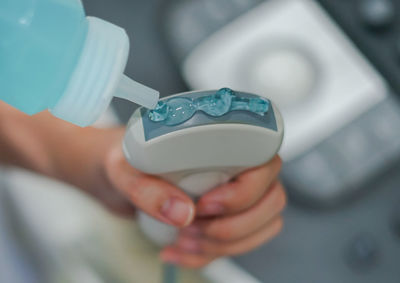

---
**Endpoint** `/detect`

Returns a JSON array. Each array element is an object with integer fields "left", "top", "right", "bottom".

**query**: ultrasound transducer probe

[{"left": 123, "top": 88, "right": 284, "bottom": 246}]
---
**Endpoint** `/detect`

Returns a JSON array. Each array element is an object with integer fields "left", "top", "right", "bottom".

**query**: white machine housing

[{"left": 123, "top": 90, "right": 284, "bottom": 245}]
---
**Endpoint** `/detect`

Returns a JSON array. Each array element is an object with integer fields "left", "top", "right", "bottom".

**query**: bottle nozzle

[{"left": 115, "top": 74, "right": 159, "bottom": 109}]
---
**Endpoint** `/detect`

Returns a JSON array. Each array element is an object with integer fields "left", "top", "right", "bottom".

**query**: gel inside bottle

[{"left": 0, "top": 0, "right": 158, "bottom": 126}]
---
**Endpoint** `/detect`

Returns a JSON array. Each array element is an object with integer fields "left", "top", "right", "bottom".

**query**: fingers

[
  {"left": 158, "top": 155, "right": 285, "bottom": 268},
  {"left": 185, "top": 181, "right": 286, "bottom": 241},
  {"left": 161, "top": 217, "right": 283, "bottom": 268},
  {"left": 196, "top": 155, "right": 282, "bottom": 216},
  {"left": 178, "top": 216, "right": 283, "bottom": 257},
  {"left": 104, "top": 144, "right": 195, "bottom": 227},
  {"left": 161, "top": 181, "right": 286, "bottom": 268}
]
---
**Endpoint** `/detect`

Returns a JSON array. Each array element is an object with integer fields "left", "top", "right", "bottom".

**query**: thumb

[{"left": 104, "top": 143, "right": 195, "bottom": 227}]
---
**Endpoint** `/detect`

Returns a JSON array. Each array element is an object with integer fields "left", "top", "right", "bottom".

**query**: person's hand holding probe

[{"left": 0, "top": 102, "right": 286, "bottom": 268}]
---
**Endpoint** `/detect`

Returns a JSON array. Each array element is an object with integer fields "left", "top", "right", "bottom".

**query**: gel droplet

[
  {"left": 231, "top": 97, "right": 270, "bottom": 115},
  {"left": 197, "top": 87, "right": 233, "bottom": 116},
  {"left": 149, "top": 101, "right": 169, "bottom": 122},
  {"left": 163, "top": 98, "right": 196, "bottom": 126},
  {"left": 249, "top": 98, "right": 269, "bottom": 115}
]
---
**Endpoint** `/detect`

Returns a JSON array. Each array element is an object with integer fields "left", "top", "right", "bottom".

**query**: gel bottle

[{"left": 0, "top": 0, "right": 158, "bottom": 126}]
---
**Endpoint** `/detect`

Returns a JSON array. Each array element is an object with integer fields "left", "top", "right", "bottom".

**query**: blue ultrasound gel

[
  {"left": 162, "top": 98, "right": 197, "bottom": 126},
  {"left": 231, "top": 97, "right": 270, "bottom": 115},
  {"left": 148, "top": 88, "right": 270, "bottom": 126},
  {"left": 196, "top": 88, "right": 233, "bottom": 116},
  {"left": 148, "top": 101, "right": 169, "bottom": 122}
]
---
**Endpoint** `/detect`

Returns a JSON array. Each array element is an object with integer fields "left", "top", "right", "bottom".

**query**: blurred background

[{"left": 1, "top": 0, "right": 400, "bottom": 282}]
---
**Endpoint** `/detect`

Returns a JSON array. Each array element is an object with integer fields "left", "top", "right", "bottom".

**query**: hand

[
  {"left": 87, "top": 128, "right": 196, "bottom": 227},
  {"left": 160, "top": 156, "right": 286, "bottom": 268},
  {"left": 70, "top": 128, "right": 285, "bottom": 268},
  {"left": 0, "top": 105, "right": 285, "bottom": 268}
]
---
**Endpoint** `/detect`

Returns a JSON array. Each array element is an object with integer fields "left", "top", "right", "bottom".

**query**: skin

[{"left": 0, "top": 101, "right": 286, "bottom": 268}]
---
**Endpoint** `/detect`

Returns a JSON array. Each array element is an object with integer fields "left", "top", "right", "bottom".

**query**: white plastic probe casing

[{"left": 123, "top": 92, "right": 284, "bottom": 246}]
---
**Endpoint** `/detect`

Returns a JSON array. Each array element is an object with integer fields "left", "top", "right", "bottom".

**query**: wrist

[{"left": 52, "top": 126, "right": 125, "bottom": 192}]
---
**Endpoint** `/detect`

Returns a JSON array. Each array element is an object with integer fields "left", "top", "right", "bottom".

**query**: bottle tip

[{"left": 115, "top": 75, "right": 160, "bottom": 109}]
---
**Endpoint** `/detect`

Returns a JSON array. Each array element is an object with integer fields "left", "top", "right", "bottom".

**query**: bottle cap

[{"left": 51, "top": 17, "right": 159, "bottom": 127}]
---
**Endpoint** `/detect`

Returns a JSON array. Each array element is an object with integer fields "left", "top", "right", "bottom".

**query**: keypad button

[
  {"left": 364, "top": 97, "right": 400, "bottom": 160},
  {"left": 282, "top": 149, "right": 344, "bottom": 205},
  {"left": 325, "top": 122, "right": 381, "bottom": 186},
  {"left": 346, "top": 233, "right": 379, "bottom": 270},
  {"left": 359, "top": 0, "right": 395, "bottom": 30}
]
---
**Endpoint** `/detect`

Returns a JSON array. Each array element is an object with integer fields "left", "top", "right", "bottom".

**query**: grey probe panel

[{"left": 141, "top": 91, "right": 278, "bottom": 141}]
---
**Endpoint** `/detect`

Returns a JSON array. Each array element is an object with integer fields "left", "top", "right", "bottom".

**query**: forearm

[
  {"left": 0, "top": 101, "right": 123, "bottom": 190},
  {"left": 0, "top": 102, "right": 55, "bottom": 174}
]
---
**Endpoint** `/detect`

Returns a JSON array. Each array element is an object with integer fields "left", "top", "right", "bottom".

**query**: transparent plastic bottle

[{"left": 0, "top": 0, "right": 158, "bottom": 126}]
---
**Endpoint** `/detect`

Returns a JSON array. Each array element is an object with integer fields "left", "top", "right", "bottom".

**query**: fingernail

[
  {"left": 162, "top": 197, "right": 194, "bottom": 226},
  {"left": 198, "top": 202, "right": 224, "bottom": 216},
  {"left": 178, "top": 237, "right": 201, "bottom": 252}
]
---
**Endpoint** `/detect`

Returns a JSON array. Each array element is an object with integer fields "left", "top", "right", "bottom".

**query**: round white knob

[{"left": 249, "top": 47, "right": 317, "bottom": 107}]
